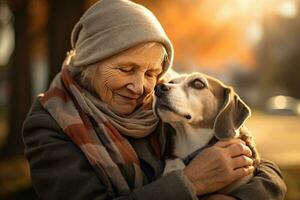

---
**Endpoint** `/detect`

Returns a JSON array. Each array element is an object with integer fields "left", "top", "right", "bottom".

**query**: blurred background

[{"left": 0, "top": 0, "right": 299, "bottom": 199}]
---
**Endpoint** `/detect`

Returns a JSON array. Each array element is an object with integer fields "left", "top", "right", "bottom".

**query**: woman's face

[{"left": 91, "top": 43, "right": 164, "bottom": 115}]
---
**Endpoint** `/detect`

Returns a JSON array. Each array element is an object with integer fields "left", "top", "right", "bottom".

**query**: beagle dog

[{"left": 154, "top": 72, "right": 260, "bottom": 193}]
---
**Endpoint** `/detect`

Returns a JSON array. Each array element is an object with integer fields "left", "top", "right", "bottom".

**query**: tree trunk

[
  {"left": 0, "top": 0, "right": 31, "bottom": 158},
  {"left": 48, "top": 0, "right": 85, "bottom": 84}
]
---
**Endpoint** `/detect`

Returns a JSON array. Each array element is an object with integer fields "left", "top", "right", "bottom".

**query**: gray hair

[{"left": 68, "top": 64, "right": 98, "bottom": 93}]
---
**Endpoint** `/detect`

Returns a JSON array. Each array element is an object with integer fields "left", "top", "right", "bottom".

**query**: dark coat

[{"left": 22, "top": 99, "right": 287, "bottom": 200}]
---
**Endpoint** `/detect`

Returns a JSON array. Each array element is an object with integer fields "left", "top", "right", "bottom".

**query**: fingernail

[{"left": 248, "top": 151, "right": 252, "bottom": 156}]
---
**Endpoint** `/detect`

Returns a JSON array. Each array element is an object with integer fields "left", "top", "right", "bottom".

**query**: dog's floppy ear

[{"left": 213, "top": 87, "right": 251, "bottom": 140}]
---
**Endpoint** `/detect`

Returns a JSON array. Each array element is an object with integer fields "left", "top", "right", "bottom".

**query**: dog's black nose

[{"left": 155, "top": 83, "right": 170, "bottom": 97}]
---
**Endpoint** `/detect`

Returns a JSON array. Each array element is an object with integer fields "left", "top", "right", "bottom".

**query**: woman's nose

[{"left": 126, "top": 75, "right": 144, "bottom": 95}]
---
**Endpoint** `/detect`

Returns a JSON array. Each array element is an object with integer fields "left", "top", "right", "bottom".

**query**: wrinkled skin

[
  {"left": 91, "top": 43, "right": 164, "bottom": 115},
  {"left": 184, "top": 138, "right": 254, "bottom": 197}
]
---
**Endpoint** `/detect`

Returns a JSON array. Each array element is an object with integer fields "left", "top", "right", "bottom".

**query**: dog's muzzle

[
  {"left": 154, "top": 83, "right": 170, "bottom": 97},
  {"left": 154, "top": 83, "right": 173, "bottom": 112},
  {"left": 154, "top": 84, "right": 192, "bottom": 120}
]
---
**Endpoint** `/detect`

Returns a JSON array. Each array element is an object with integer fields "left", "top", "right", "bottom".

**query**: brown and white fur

[{"left": 154, "top": 72, "right": 260, "bottom": 193}]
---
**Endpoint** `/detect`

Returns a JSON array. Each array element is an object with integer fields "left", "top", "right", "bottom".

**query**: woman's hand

[{"left": 183, "top": 139, "right": 254, "bottom": 196}]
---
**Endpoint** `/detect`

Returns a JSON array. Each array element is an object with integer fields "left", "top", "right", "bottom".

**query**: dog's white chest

[{"left": 173, "top": 126, "right": 214, "bottom": 159}]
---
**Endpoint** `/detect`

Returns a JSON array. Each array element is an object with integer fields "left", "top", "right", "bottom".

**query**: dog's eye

[
  {"left": 169, "top": 81, "right": 174, "bottom": 84},
  {"left": 190, "top": 79, "right": 205, "bottom": 89}
]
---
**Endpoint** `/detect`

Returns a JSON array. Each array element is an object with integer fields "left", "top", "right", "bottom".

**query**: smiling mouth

[{"left": 117, "top": 93, "right": 139, "bottom": 101}]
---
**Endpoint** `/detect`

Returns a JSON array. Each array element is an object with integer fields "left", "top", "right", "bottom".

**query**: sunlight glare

[
  {"left": 246, "top": 22, "right": 263, "bottom": 44},
  {"left": 273, "top": 96, "right": 288, "bottom": 109},
  {"left": 297, "top": 103, "right": 300, "bottom": 115},
  {"left": 277, "top": 0, "right": 298, "bottom": 18}
]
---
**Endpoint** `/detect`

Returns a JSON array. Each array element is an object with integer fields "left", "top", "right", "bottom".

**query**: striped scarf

[{"left": 39, "top": 69, "right": 161, "bottom": 196}]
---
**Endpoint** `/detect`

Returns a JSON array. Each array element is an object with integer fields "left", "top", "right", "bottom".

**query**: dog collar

[
  {"left": 182, "top": 137, "right": 218, "bottom": 165},
  {"left": 182, "top": 144, "right": 212, "bottom": 165}
]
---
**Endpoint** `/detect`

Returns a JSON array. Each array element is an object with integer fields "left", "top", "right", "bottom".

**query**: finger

[
  {"left": 215, "top": 138, "right": 245, "bottom": 148},
  {"left": 232, "top": 166, "right": 255, "bottom": 180},
  {"left": 231, "top": 155, "right": 253, "bottom": 169},
  {"left": 226, "top": 143, "right": 252, "bottom": 157}
]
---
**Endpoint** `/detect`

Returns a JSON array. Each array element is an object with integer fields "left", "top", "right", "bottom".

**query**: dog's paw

[{"left": 163, "top": 158, "right": 186, "bottom": 175}]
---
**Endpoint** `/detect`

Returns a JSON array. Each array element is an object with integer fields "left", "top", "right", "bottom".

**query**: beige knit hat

[{"left": 68, "top": 0, "right": 173, "bottom": 75}]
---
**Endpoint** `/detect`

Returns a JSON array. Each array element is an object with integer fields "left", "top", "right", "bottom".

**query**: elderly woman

[{"left": 22, "top": 0, "right": 286, "bottom": 199}]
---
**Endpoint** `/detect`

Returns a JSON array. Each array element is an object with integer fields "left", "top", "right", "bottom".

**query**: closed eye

[
  {"left": 146, "top": 71, "right": 158, "bottom": 78},
  {"left": 118, "top": 66, "right": 134, "bottom": 73}
]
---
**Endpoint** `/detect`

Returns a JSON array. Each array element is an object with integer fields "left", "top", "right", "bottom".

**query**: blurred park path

[{"left": 248, "top": 112, "right": 300, "bottom": 166}]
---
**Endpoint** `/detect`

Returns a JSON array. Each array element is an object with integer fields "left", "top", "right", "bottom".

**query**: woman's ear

[{"left": 213, "top": 87, "right": 251, "bottom": 140}]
